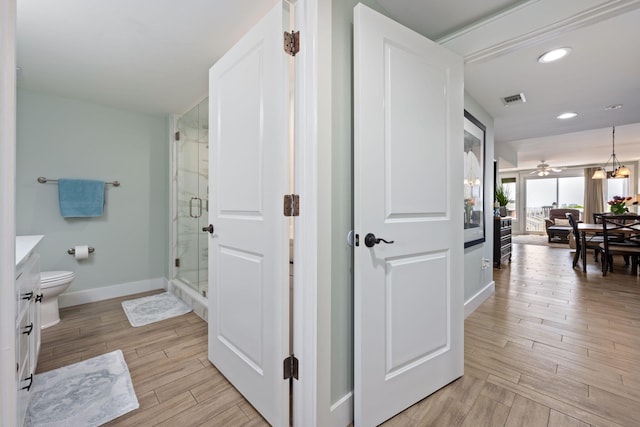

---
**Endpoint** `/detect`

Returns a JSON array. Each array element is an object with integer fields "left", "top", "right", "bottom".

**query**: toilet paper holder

[{"left": 67, "top": 247, "right": 95, "bottom": 255}]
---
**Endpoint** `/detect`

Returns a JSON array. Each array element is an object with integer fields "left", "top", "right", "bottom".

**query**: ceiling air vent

[{"left": 501, "top": 93, "right": 526, "bottom": 106}]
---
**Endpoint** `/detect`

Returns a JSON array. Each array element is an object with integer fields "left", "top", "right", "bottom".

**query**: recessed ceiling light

[
  {"left": 557, "top": 112, "right": 577, "bottom": 120},
  {"left": 605, "top": 104, "right": 623, "bottom": 110},
  {"left": 538, "top": 47, "right": 572, "bottom": 64}
]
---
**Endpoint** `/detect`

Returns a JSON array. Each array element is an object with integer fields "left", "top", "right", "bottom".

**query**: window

[
  {"left": 558, "top": 176, "right": 584, "bottom": 209},
  {"left": 605, "top": 178, "right": 629, "bottom": 203},
  {"left": 526, "top": 179, "right": 556, "bottom": 232},
  {"left": 500, "top": 177, "right": 517, "bottom": 218},
  {"left": 525, "top": 176, "right": 584, "bottom": 232}
]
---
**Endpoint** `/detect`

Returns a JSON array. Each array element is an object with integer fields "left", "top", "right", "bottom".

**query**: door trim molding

[
  {"left": 0, "top": 0, "right": 17, "bottom": 424},
  {"left": 293, "top": 0, "right": 320, "bottom": 424}
]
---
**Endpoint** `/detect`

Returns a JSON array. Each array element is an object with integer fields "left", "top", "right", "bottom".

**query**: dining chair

[
  {"left": 568, "top": 213, "right": 602, "bottom": 268},
  {"left": 599, "top": 215, "right": 640, "bottom": 276}
]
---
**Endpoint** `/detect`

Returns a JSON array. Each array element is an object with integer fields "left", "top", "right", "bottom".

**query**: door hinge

[
  {"left": 175, "top": 258, "right": 180, "bottom": 267},
  {"left": 283, "top": 355, "right": 299, "bottom": 380},
  {"left": 284, "top": 194, "right": 300, "bottom": 217},
  {"left": 174, "top": 131, "right": 180, "bottom": 141},
  {"left": 283, "top": 31, "right": 300, "bottom": 56}
]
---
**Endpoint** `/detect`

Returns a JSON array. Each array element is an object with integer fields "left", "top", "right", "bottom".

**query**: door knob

[
  {"left": 202, "top": 224, "right": 214, "bottom": 234},
  {"left": 364, "top": 233, "right": 394, "bottom": 248}
]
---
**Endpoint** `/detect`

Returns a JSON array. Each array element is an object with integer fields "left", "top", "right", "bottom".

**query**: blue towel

[{"left": 58, "top": 179, "right": 105, "bottom": 218}]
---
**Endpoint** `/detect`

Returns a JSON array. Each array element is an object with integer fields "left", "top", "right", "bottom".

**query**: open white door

[
  {"left": 353, "top": 4, "right": 464, "bottom": 426},
  {"left": 207, "top": 3, "right": 290, "bottom": 426}
]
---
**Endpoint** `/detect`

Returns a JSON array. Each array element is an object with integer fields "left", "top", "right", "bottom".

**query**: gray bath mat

[
  {"left": 121, "top": 291, "right": 192, "bottom": 327},
  {"left": 25, "top": 349, "right": 138, "bottom": 427}
]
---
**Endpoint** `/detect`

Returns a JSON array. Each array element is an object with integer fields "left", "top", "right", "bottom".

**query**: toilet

[{"left": 40, "top": 271, "right": 75, "bottom": 328}]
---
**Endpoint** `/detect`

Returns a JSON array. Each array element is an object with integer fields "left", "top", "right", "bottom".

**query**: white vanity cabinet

[{"left": 15, "top": 235, "right": 43, "bottom": 427}]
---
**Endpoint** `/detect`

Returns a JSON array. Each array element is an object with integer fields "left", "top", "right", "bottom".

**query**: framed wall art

[{"left": 463, "top": 110, "right": 486, "bottom": 248}]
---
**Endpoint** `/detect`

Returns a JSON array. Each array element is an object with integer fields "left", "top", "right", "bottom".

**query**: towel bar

[{"left": 38, "top": 176, "right": 120, "bottom": 187}]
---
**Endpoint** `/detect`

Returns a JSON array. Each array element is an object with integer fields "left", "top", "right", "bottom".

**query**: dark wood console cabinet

[{"left": 494, "top": 217, "right": 512, "bottom": 268}]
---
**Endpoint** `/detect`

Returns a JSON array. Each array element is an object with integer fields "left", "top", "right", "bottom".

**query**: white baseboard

[
  {"left": 464, "top": 281, "right": 495, "bottom": 318},
  {"left": 329, "top": 392, "right": 353, "bottom": 427},
  {"left": 59, "top": 277, "right": 168, "bottom": 308}
]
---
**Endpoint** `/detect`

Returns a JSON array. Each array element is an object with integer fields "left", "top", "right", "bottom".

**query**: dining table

[{"left": 576, "top": 222, "right": 640, "bottom": 272}]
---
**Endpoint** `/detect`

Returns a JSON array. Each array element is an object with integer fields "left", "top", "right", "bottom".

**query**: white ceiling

[
  {"left": 17, "top": 0, "right": 279, "bottom": 115},
  {"left": 16, "top": 0, "right": 640, "bottom": 172}
]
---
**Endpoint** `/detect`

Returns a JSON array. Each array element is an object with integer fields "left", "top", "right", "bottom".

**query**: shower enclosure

[{"left": 174, "top": 98, "right": 209, "bottom": 297}]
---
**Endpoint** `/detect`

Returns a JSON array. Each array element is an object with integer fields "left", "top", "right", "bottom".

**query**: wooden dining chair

[{"left": 599, "top": 215, "right": 640, "bottom": 276}]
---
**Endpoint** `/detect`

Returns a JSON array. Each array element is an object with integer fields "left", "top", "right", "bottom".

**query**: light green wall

[
  {"left": 16, "top": 89, "right": 169, "bottom": 292},
  {"left": 463, "top": 93, "right": 495, "bottom": 302},
  {"left": 330, "top": 0, "right": 389, "bottom": 406}
]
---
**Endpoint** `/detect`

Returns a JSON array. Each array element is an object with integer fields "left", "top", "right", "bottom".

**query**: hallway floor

[
  {"left": 38, "top": 241, "right": 640, "bottom": 425},
  {"left": 383, "top": 242, "right": 640, "bottom": 426}
]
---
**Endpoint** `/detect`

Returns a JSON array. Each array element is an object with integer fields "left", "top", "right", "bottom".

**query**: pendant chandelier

[{"left": 592, "top": 126, "right": 630, "bottom": 179}]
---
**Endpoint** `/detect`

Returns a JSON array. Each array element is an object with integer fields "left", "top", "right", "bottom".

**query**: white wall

[
  {"left": 16, "top": 89, "right": 170, "bottom": 299},
  {"left": 326, "top": 0, "right": 390, "bottom": 421}
]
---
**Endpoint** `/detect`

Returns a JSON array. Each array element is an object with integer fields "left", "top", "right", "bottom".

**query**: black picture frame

[{"left": 463, "top": 110, "right": 486, "bottom": 248}]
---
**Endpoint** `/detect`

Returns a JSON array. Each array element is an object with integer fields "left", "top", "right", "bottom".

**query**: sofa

[{"left": 545, "top": 208, "right": 581, "bottom": 243}]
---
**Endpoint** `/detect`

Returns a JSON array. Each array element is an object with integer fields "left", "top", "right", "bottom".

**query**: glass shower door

[{"left": 176, "top": 98, "right": 209, "bottom": 296}]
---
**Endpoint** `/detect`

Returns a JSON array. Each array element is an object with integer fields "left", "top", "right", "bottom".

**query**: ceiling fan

[{"left": 530, "top": 160, "right": 563, "bottom": 176}]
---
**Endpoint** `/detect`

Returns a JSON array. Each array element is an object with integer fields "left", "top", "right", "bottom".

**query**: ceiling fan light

[{"left": 592, "top": 169, "right": 606, "bottom": 179}]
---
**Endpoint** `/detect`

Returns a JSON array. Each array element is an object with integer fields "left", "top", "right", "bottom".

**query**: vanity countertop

[{"left": 16, "top": 235, "right": 44, "bottom": 268}]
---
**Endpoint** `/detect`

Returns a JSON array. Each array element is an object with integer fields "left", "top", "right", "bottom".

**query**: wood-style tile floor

[
  {"left": 384, "top": 242, "right": 640, "bottom": 427},
  {"left": 38, "top": 242, "right": 640, "bottom": 426}
]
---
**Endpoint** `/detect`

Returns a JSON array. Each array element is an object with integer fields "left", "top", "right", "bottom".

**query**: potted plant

[{"left": 495, "top": 185, "right": 511, "bottom": 217}]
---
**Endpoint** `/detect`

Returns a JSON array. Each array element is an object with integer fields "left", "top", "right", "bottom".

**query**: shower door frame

[{"left": 172, "top": 98, "right": 209, "bottom": 298}]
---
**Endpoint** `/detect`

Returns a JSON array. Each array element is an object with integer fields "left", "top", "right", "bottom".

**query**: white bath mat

[
  {"left": 25, "top": 349, "right": 138, "bottom": 427},
  {"left": 121, "top": 292, "right": 192, "bottom": 327}
]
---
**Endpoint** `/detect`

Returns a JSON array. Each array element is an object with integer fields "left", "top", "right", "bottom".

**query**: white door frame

[
  {"left": 0, "top": 1, "right": 18, "bottom": 426},
  {"left": 292, "top": 0, "right": 321, "bottom": 425},
  {"left": 291, "top": 0, "right": 353, "bottom": 425}
]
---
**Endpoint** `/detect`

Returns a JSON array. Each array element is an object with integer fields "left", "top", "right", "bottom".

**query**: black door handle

[
  {"left": 202, "top": 224, "right": 214, "bottom": 234},
  {"left": 364, "top": 233, "right": 394, "bottom": 248}
]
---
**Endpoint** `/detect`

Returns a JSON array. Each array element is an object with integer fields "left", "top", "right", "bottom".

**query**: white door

[
  {"left": 207, "top": 3, "right": 290, "bottom": 426},
  {"left": 353, "top": 4, "right": 465, "bottom": 426}
]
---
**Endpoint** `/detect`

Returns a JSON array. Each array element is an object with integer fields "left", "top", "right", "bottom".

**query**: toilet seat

[{"left": 40, "top": 271, "right": 75, "bottom": 288}]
